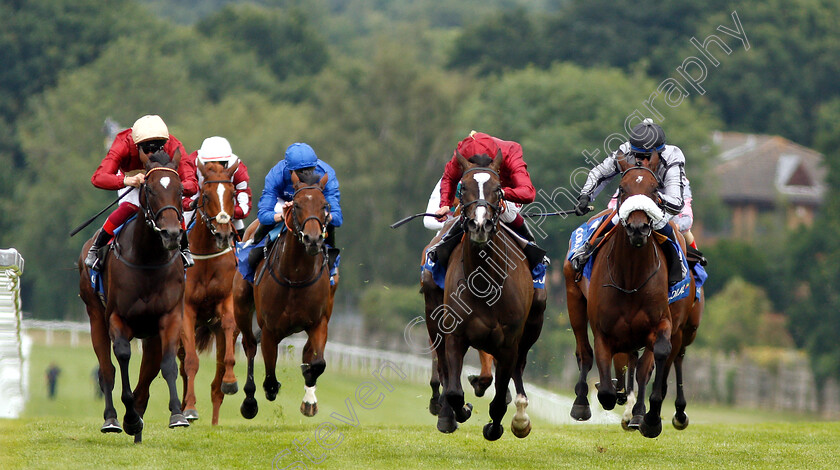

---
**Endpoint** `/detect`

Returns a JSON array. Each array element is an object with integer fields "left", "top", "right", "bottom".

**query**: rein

[
  {"left": 191, "top": 178, "right": 236, "bottom": 258},
  {"left": 602, "top": 245, "right": 662, "bottom": 294}
]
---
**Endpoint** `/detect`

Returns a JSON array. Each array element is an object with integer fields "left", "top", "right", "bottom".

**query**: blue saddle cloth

[
  {"left": 236, "top": 224, "right": 338, "bottom": 285},
  {"left": 567, "top": 217, "right": 706, "bottom": 303},
  {"left": 421, "top": 248, "right": 546, "bottom": 290}
]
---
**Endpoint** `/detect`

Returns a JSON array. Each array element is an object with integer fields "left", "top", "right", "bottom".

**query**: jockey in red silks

[
  {"left": 427, "top": 130, "right": 548, "bottom": 270},
  {"left": 84, "top": 115, "right": 198, "bottom": 270},
  {"left": 182, "top": 136, "right": 252, "bottom": 241}
]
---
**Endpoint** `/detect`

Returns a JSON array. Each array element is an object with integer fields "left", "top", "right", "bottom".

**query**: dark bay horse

[
  {"left": 564, "top": 157, "right": 693, "bottom": 438},
  {"left": 434, "top": 153, "right": 544, "bottom": 441},
  {"left": 233, "top": 171, "right": 337, "bottom": 418},
  {"left": 179, "top": 160, "right": 240, "bottom": 425},
  {"left": 78, "top": 150, "right": 189, "bottom": 443}
]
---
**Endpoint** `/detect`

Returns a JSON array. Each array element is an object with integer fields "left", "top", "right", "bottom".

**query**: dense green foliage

[{"left": 2, "top": 0, "right": 840, "bottom": 386}]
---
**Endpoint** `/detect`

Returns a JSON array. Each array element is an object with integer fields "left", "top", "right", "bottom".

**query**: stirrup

[
  {"left": 181, "top": 249, "right": 195, "bottom": 268},
  {"left": 85, "top": 246, "right": 101, "bottom": 270},
  {"left": 569, "top": 243, "right": 592, "bottom": 272}
]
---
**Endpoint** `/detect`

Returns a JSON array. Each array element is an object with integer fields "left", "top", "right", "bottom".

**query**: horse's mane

[
  {"left": 294, "top": 168, "right": 321, "bottom": 185},
  {"left": 468, "top": 155, "right": 494, "bottom": 167}
]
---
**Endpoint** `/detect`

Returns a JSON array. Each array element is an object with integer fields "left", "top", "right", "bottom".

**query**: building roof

[{"left": 713, "top": 131, "right": 826, "bottom": 207}]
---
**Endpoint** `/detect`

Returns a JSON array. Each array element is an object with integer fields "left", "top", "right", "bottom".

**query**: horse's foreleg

[
  {"left": 160, "top": 309, "right": 189, "bottom": 430},
  {"left": 210, "top": 329, "right": 226, "bottom": 426},
  {"left": 87, "top": 304, "right": 120, "bottom": 433},
  {"left": 568, "top": 284, "right": 593, "bottom": 421},
  {"left": 640, "top": 321, "right": 672, "bottom": 439},
  {"left": 219, "top": 297, "right": 239, "bottom": 395},
  {"left": 110, "top": 316, "right": 142, "bottom": 438},
  {"left": 509, "top": 288, "right": 545, "bottom": 439},
  {"left": 441, "top": 333, "right": 471, "bottom": 429},
  {"left": 672, "top": 349, "right": 689, "bottom": 430},
  {"left": 179, "top": 304, "right": 199, "bottom": 421},
  {"left": 235, "top": 303, "right": 259, "bottom": 419},
  {"left": 300, "top": 316, "right": 329, "bottom": 417},
  {"left": 429, "top": 345, "right": 442, "bottom": 415},
  {"left": 132, "top": 336, "right": 161, "bottom": 419},
  {"left": 468, "top": 351, "right": 494, "bottom": 398},
  {"left": 484, "top": 352, "right": 515, "bottom": 441},
  {"left": 628, "top": 350, "right": 652, "bottom": 430},
  {"left": 593, "top": 334, "right": 617, "bottom": 411},
  {"left": 260, "top": 327, "right": 281, "bottom": 402}
]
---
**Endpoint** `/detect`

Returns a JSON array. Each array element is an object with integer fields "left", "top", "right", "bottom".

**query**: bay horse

[
  {"left": 78, "top": 149, "right": 189, "bottom": 443},
  {"left": 564, "top": 156, "right": 693, "bottom": 438},
  {"left": 434, "top": 152, "right": 544, "bottom": 441},
  {"left": 179, "top": 159, "right": 240, "bottom": 425},
  {"left": 233, "top": 171, "right": 337, "bottom": 418}
]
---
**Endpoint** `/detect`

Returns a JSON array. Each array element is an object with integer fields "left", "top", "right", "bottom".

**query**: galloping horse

[
  {"left": 179, "top": 160, "right": 240, "bottom": 425},
  {"left": 564, "top": 156, "right": 695, "bottom": 438},
  {"left": 233, "top": 171, "right": 337, "bottom": 418},
  {"left": 78, "top": 150, "right": 189, "bottom": 443},
  {"left": 433, "top": 152, "right": 544, "bottom": 441}
]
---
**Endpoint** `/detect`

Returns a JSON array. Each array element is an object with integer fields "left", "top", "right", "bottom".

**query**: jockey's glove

[{"left": 575, "top": 194, "right": 592, "bottom": 216}]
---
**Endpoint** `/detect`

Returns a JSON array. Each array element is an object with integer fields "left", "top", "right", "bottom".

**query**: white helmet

[
  {"left": 131, "top": 115, "right": 169, "bottom": 144},
  {"left": 197, "top": 136, "right": 239, "bottom": 168}
]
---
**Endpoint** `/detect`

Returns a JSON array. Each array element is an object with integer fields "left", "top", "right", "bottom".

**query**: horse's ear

[
  {"left": 291, "top": 170, "right": 301, "bottom": 188},
  {"left": 225, "top": 160, "right": 239, "bottom": 179},
  {"left": 172, "top": 147, "right": 182, "bottom": 168},
  {"left": 197, "top": 158, "right": 206, "bottom": 177},
  {"left": 318, "top": 172, "right": 329, "bottom": 189},
  {"left": 649, "top": 149, "right": 661, "bottom": 171},
  {"left": 456, "top": 151, "right": 471, "bottom": 172},
  {"left": 490, "top": 147, "right": 503, "bottom": 173},
  {"left": 616, "top": 151, "right": 632, "bottom": 172},
  {"left": 139, "top": 148, "right": 150, "bottom": 168}
]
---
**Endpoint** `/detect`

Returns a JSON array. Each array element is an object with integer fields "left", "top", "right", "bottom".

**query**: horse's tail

[{"left": 195, "top": 323, "right": 215, "bottom": 353}]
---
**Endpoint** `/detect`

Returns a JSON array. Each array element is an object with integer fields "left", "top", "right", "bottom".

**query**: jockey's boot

[
  {"left": 84, "top": 230, "right": 113, "bottom": 270},
  {"left": 686, "top": 245, "right": 708, "bottom": 267},
  {"left": 180, "top": 234, "right": 195, "bottom": 268},
  {"left": 657, "top": 224, "right": 686, "bottom": 286},
  {"left": 327, "top": 247, "right": 341, "bottom": 273},
  {"left": 569, "top": 241, "right": 594, "bottom": 273},
  {"left": 427, "top": 223, "right": 464, "bottom": 268},
  {"left": 508, "top": 221, "right": 549, "bottom": 270},
  {"left": 248, "top": 245, "right": 266, "bottom": 272}
]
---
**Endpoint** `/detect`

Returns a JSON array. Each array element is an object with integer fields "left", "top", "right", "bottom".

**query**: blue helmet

[{"left": 285, "top": 143, "right": 318, "bottom": 170}]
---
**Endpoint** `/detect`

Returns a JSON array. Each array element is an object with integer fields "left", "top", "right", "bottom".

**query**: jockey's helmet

[
  {"left": 285, "top": 143, "right": 318, "bottom": 170},
  {"left": 629, "top": 118, "right": 666, "bottom": 155},
  {"left": 457, "top": 130, "right": 499, "bottom": 159},
  {"left": 197, "top": 136, "right": 239, "bottom": 168},
  {"left": 131, "top": 115, "right": 169, "bottom": 144}
]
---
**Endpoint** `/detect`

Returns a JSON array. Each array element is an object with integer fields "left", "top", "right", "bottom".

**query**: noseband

[
  {"left": 459, "top": 167, "right": 502, "bottom": 232},
  {"left": 290, "top": 185, "right": 330, "bottom": 244},
  {"left": 196, "top": 178, "right": 235, "bottom": 237},
  {"left": 141, "top": 167, "right": 183, "bottom": 233}
]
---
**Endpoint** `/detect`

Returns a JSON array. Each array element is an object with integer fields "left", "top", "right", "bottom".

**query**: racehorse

[
  {"left": 233, "top": 171, "right": 337, "bottom": 419},
  {"left": 179, "top": 160, "right": 240, "bottom": 425},
  {"left": 433, "top": 152, "right": 544, "bottom": 441},
  {"left": 564, "top": 156, "right": 694, "bottom": 438},
  {"left": 78, "top": 149, "right": 189, "bottom": 443}
]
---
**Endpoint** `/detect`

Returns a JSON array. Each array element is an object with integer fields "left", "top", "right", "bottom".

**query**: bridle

[
  {"left": 289, "top": 185, "right": 330, "bottom": 245},
  {"left": 459, "top": 166, "right": 503, "bottom": 233},
  {"left": 140, "top": 167, "right": 183, "bottom": 233},
  {"left": 195, "top": 178, "right": 235, "bottom": 238}
]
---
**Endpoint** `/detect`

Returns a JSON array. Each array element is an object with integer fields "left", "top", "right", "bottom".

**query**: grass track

[{"left": 1, "top": 342, "right": 837, "bottom": 469}]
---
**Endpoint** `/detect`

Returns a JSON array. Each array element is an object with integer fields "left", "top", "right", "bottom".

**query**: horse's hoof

[
  {"left": 483, "top": 422, "right": 504, "bottom": 441},
  {"left": 597, "top": 390, "right": 617, "bottom": 410},
  {"left": 169, "top": 413, "right": 190, "bottom": 428},
  {"left": 467, "top": 375, "right": 492, "bottom": 397},
  {"left": 300, "top": 402, "right": 318, "bottom": 417},
  {"left": 264, "top": 382, "right": 280, "bottom": 401},
  {"left": 616, "top": 392, "right": 628, "bottom": 406},
  {"left": 620, "top": 419, "right": 635, "bottom": 432},
  {"left": 123, "top": 416, "right": 144, "bottom": 436},
  {"left": 511, "top": 420, "right": 531, "bottom": 439},
  {"left": 628, "top": 415, "right": 643, "bottom": 429},
  {"left": 240, "top": 397, "right": 258, "bottom": 419},
  {"left": 133, "top": 431, "right": 142, "bottom": 444},
  {"left": 436, "top": 414, "right": 458, "bottom": 433},
  {"left": 221, "top": 381, "right": 239, "bottom": 395},
  {"left": 570, "top": 404, "right": 591, "bottom": 421},
  {"left": 184, "top": 409, "right": 199, "bottom": 421},
  {"left": 672, "top": 413, "right": 689, "bottom": 430},
  {"left": 100, "top": 418, "right": 122, "bottom": 433},
  {"left": 429, "top": 397, "right": 442, "bottom": 416},
  {"left": 639, "top": 415, "right": 662, "bottom": 438},
  {"left": 455, "top": 402, "right": 473, "bottom": 423}
]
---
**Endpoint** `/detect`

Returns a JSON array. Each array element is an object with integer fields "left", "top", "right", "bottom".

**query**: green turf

[{"left": 2, "top": 342, "right": 837, "bottom": 469}]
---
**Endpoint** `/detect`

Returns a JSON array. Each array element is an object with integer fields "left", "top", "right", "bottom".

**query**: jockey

[
  {"left": 182, "top": 136, "right": 252, "bottom": 240},
  {"left": 246, "top": 142, "right": 342, "bottom": 270},
  {"left": 84, "top": 115, "right": 198, "bottom": 270},
  {"left": 428, "top": 130, "right": 548, "bottom": 270},
  {"left": 569, "top": 118, "right": 696, "bottom": 285}
]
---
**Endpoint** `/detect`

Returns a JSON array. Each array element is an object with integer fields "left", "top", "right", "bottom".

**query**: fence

[{"left": 0, "top": 249, "right": 28, "bottom": 419}]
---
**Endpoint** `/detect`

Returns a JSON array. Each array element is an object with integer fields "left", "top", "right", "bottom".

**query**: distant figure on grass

[{"left": 46, "top": 363, "right": 61, "bottom": 399}]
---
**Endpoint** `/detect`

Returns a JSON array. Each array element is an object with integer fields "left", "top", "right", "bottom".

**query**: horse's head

[
  {"left": 139, "top": 149, "right": 184, "bottom": 250},
  {"left": 196, "top": 159, "right": 238, "bottom": 249},
  {"left": 290, "top": 170, "right": 330, "bottom": 256},
  {"left": 616, "top": 155, "right": 667, "bottom": 248},
  {"left": 456, "top": 149, "right": 503, "bottom": 246}
]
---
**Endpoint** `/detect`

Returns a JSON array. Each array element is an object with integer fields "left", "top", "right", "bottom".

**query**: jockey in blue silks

[{"left": 245, "top": 142, "right": 342, "bottom": 274}]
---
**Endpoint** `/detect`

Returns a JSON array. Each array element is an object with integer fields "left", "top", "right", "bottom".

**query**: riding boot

[
  {"left": 248, "top": 245, "right": 266, "bottom": 272},
  {"left": 180, "top": 234, "right": 195, "bottom": 268},
  {"left": 427, "top": 222, "right": 464, "bottom": 268},
  {"left": 84, "top": 230, "right": 113, "bottom": 270},
  {"left": 569, "top": 241, "right": 594, "bottom": 273},
  {"left": 508, "top": 221, "right": 550, "bottom": 269},
  {"left": 686, "top": 245, "right": 708, "bottom": 267},
  {"left": 657, "top": 225, "right": 686, "bottom": 286},
  {"left": 327, "top": 247, "right": 340, "bottom": 274}
]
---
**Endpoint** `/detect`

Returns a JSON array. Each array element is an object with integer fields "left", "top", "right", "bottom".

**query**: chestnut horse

[
  {"left": 78, "top": 150, "right": 189, "bottom": 443},
  {"left": 434, "top": 153, "right": 544, "bottom": 441},
  {"left": 233, "top": 171, "right": 337, "bottom": 419},
  {"left": 179, "top": 160, "right": 240, "bottom": 425},
  {"left": 565, "top": 157, "right": 693, "bottom": 438}
]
